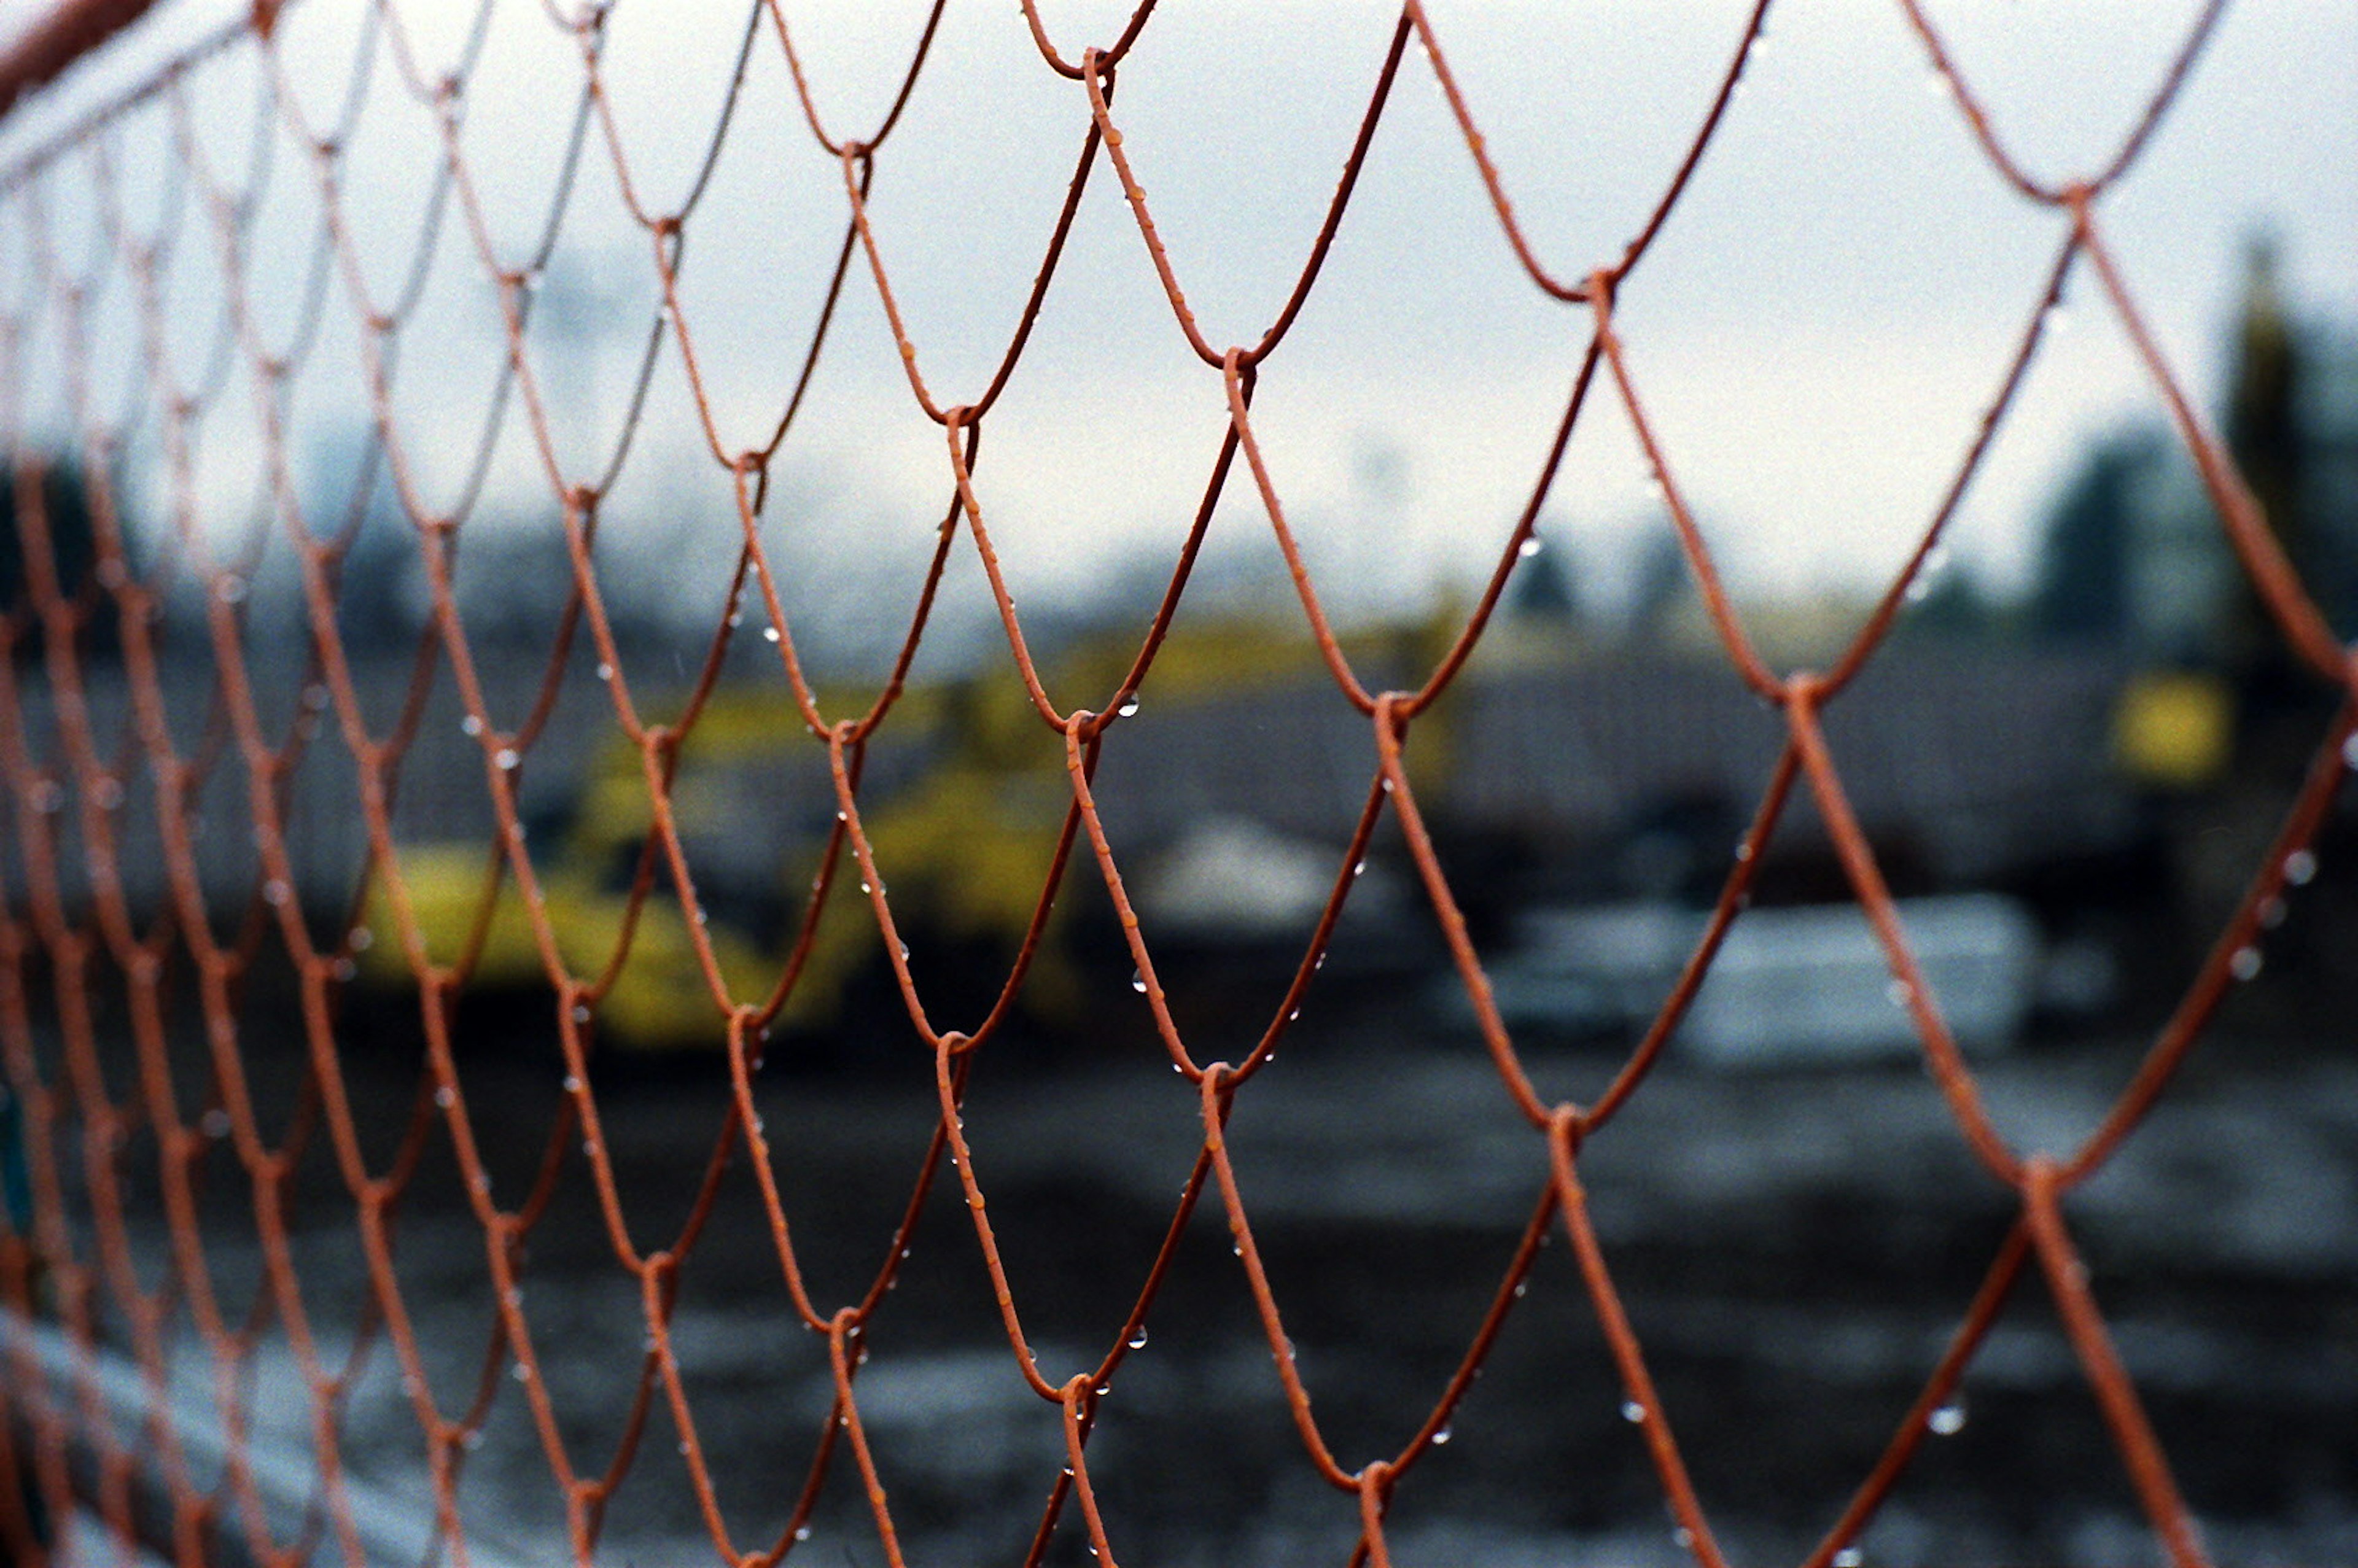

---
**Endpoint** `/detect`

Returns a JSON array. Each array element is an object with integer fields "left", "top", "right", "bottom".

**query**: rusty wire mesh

[{"left": 0, "top": 1, "right": 2351, "bottom": 1565}]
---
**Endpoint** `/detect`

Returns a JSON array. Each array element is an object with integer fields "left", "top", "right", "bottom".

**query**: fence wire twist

[{"left": 0, "top": 1, "right": 2351, "bottom": 1566}]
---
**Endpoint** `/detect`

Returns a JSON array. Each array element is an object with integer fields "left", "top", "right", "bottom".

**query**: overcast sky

[{"left": 4, "top": 0, "right": 2354, "bottom": 632}]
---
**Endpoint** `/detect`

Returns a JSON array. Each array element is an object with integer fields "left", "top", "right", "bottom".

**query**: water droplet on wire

[
  {"left": 2284, "top": 849, "right": 2317, "bottom": 885},
  {"left": 1621, "top": 1399, "right": 1646, "bottom": 1424},
  {"left": 2230, "top": 946, "right": 2262, "bottom": 982},
  {"left": 1929, "top": 1399, "right": 1966, "bottom": 1435},
  {"left": 1517, "top": 535, "right": 1543, "bottom": 559},
  {"left": 1834, "top": 1549, "right": 1865, "bottom": 1568},
  {"left": 1126, "top": 1326, "right": 1148, "bottom": 1349},
  {"left": 1117, "top": 696, "right": 1140, "bottom": 718},
  {"left": 1131, "top": 969, "right": 1148, "bottom": 993}
]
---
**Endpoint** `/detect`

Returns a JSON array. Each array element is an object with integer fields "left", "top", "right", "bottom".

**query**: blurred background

[{"left": 2, "top": 1, "right": 2356, "bottom": 1564}]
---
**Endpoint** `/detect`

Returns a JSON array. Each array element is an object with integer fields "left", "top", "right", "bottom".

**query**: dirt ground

[{"left": 58, "top": 986, "right": 2356, "bottom": 1568}]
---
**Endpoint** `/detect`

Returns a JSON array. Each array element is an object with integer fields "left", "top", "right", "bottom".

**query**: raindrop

[
  {"left": 562, "top": 1075, "right": 583, "bottom": 1093},
  {"left": 2042, "top": 301, "right": 2072, "bottom": 335},
  {"left": 793, "top": 1526, "right": 811, "bottom": 1543},
  {"left": 2344, "top": 732, "right": 2358, "bottom": 770},
  {"left": 1130, "top": 969, "right": 1148, "bottom": 994},
  {"left": 1886, "top": 979, "right": 1913, "bottom": 1009},
  {"left": 1621, "top": 1399, "right": 1646, "bottom": 1424},
  {"left": 1516, "top": 535, "right": 1543, "bottom": 559},
  {"left": 726, "top": 610, "right": 742, "bottom": 629},
  {"left": 1929, "top": 1399, "right": 1967, "bottom": 1436},
  {"left": 1673, "top": 1527, "right": 1695, "bottom": 1550},
  {"left": 1126, "top": 1327, "right": 1148, "bottom": 1349},
  {"left": 571, "top": 1003, "right": 591, "bottom": 1024},
  {"left": 2229, "top": 946, "right": 2263, "bottom": 982},
  {"left": 505, "top": 1286, "right": 524, "bottom": 1308},
  {"left": 1923, "top": 64, "right": 1954, "bottom": 98},
  {"left": 494, "top": 748, "right": 520, "bottom": 771},
  {"left": 1834, "top": 1551, "right": 1864, "bottom": 1568},
  {"left": 351, "top": 926, "right": 375, "bottom": 951},
  {"left": 460, "top": 714, "right": 484, "bottom": 737},
  {"left": 1512, "top": 1281, "right": 1527, "bottom": 1299},
  {"left": 1431, "top": 1423, "right": 1452, "bottom": 1446},
  {"left": 1352, "top": 860, "right": 1367, "bottom": 879},
  {"left": 1116, "top": 696, "right": 1140, "bottom": 718},
  {"left": 677, "top": 1441, "right": 691, "bottom": 1457},
  {"left": 596, "top": 662, "right": 614, "bottom": 682},
  {"left": 93, "top": 778, "right": 125, "bottom": 810},
  {"left": 263, "top": 879, "right": 292, "bottom": 906},
  {"left": 762, "top": 626, "right": 780, "bottom": 643},
  {"left": 29, "top": 780, "right": 62, "bottom": 813},
  {"left": 434, "top": 1085, "right": 456, "bottom": 1109},
  {"left": 858, "top": 880, "right": 873, "bottom": 895},
  {"left": 1733, "top": 839, "right": 1753, "bottom": 862},
  {"left": 201, "top": 1109, "right": 232, "bottom": 1138},
  {"left": 2284, "top": 849, "right": 2318, "bottom": 886},
  {"left": 462, "top": 1429, "right": 484, "bottom": 1451},
  {"left": 331, "top": 957, "right": 357, "bottom": 982}
]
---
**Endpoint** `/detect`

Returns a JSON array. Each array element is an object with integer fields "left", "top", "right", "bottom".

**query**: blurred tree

[
  {"left": 1626, "top": 527, "right": 1691, "bottom": 642},
  {"left": 1907, "top": 562, "right": 2008, "bottom": 641},
  {"left": 0, "top": 456, "right": 121, "bottom": 664},
  {"left": 1506, "top": 534, "right": 1578, "bottom": 623},
  {"left": 2224, "top": 235, "right": 2306, "bottom": 584},
  {"left": 2027, "top": 432, "right": 2144, "bottom": 646}
]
